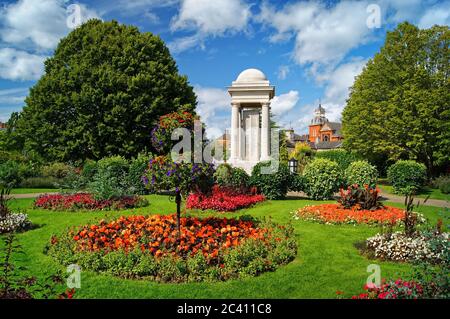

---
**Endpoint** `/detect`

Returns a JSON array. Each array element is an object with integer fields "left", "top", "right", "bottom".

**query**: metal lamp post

[{"left": 288, "top": 158, "right": 298, "bottom": 174}]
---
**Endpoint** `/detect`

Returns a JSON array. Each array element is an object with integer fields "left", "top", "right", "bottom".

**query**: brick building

[{"left": 285, "top": 104, "right": 343, "bottom": 152}]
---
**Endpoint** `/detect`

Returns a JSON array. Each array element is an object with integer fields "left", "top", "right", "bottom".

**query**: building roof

[
  {"left": 293, "top": 133, "right": 309, "bottom": 142},
  {"left": 320, "top": 122, "right": 342, "bottom": 136},
  {"left": 313, "top": 140, "right": 343, "bottom": 150}
]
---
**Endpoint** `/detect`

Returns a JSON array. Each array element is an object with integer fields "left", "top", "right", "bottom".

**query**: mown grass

[{"left": 4, "top": 195, "right": 444, "bottom": 299}]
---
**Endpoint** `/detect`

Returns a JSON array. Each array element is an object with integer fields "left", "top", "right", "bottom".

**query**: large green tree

[
  {"left": 12, "top": 19, "right": 196, "bottom": 161},
  {"left": 342, "top": 22, "right": 449, "bottom": 176}
]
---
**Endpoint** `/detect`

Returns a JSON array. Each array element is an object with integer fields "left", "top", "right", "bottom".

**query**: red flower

[
  {"left": 186, "top": 187, "right": 265, "bottom": 212},
  {"left": 295, "top": 204, "right": 405, "bottom": 225},
  {"left": 66, "top": 214, "right": 274, "bottom": 263}
]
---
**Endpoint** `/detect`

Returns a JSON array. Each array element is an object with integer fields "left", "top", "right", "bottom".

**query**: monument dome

[{"left": 235, "top": 68, "right": 267, "bottom": 83}]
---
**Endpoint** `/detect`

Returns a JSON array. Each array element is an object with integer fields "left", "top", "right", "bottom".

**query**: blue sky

[{"left": 0, "top": 0, "right": 449, "bottom": 138}]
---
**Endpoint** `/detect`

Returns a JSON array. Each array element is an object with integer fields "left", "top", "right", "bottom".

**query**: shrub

[
  {"left": 214, "top": 164, "right": 249, "bottom": 193},
  {"left": 17, "top": 162, "right": 40, "bottom": 179},
  {"left": 229, "top": 168, "right": 250, "bottom": 192},
  {"left": 127, "top": 154, "right": 151, "bottom": 195},
  {"left": 250, "top": 161, "right": 291, "bottom": 200},
  {"left": 289, "top": 142, "right": 314, "bottom": 173},
  {"left": 288, "top": 174, "right": 304, "bottom": 192},
  {"left": 214, "top": 163, "right": 233, "bottom": 186},
  {"left": 315, "top": 149, "right": 361, "bottom": 171},
  {"left": 47, "top": 215, "right": 297, "bottom": 282},
  {"left": 412, "top": 259, "right": 450, "bottom": 299},
  {"left": 88, "top": 156, "right": 131, "bottom": 200},
  {"left": 338, "top": 184, "right": 383, "bottom": 210},
  {"left": 387, "top": 160, "right": 427, "bottom": 195},
  {"left": 440, "top": 181, "right": 450, "bottom": 194},
  {"left": 431, "top": 175, "right": 450, "bottom": 194},
  {"left": 81, "top": 160, "right": 98, "bottom": 183},
  {"left": 19, "top": 176, "right": 60, "bottom": 188},
  {"left": 303, "top": 158, "right": 342, "bottom": 200},
  {"left": 41, "top": 162, "right": 73, "bottom": 179},
  {"left": 0, "top": 161, "right": 21, "bottom": 188},
  {"left": 345, "top": 160, "right": 378, "bottom": 188}
]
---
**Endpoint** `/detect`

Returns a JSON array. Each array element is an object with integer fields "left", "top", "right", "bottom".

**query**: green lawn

[
  {"left": 10, "top": 188, "right": 58, "bottom": 194},
  {"left": 378, "top": 184, "right": 450, "bottom": 201},
  {"left": 4, "top": 195, "right": 444, "bottom": 299}
]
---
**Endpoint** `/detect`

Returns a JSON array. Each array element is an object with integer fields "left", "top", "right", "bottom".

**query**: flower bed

[
  {"left": 34, "top": 193, "right": 148, "bottom": 211},
  {"left": 186, "top": 187, "right": 265, "bottom": 212},
  {"left": 47, "top": 214, "right": 297, "bottom": 282},
  {"left": 294, "top": 204, "right": 406, "bottom": 225},
  {"left": 365, "top": 231, "right": 449, "bottom": 264},
  {"left": 0, "top": 212, "right": 32, "bottom": 234},
  {"left": 351, "top": 279, "right": 424, "bottom": 299}
]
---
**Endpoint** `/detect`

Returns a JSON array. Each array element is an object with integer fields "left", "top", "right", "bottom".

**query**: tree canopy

[
  {"left": 342, "top": 22, "right": 449, "bottom": 176},
  {"left": 10, "top": 19, "right": 197, "bottom": 162}
]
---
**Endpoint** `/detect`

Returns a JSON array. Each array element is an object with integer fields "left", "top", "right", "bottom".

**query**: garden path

[{"left": 6, "top": 192, "right": 58, "bottom": 199}]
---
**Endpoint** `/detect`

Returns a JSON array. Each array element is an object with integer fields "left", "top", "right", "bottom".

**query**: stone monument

[{"left": 227, "top": 68, "right": 275, "bottom": 173}]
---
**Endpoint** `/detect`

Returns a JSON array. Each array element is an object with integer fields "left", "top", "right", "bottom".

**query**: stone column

[
  {"left": 230, "top": 102, "right": 240, "bottom": 161},
  {"left": 260, "top": 102, "right": 270, "bottom": 161}
]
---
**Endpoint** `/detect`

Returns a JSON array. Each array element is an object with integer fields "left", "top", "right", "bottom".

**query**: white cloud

[
  {"left": 1, "top": 0, "right": 68, "bottom": 50},
  {"left": 418, "top": 2, "right": 450, "bottom": 28},
  {"left": 258, "top": 1, "right": 372, "bottom": 70},
  {"left": 194, "top": 85, "right": 231, "bottom": 139},
  {"left": 0, "top": 87, "right": 29, "bottom": 122},
  {"left": 277, "top": 65, "right": 290, "bottom": 80},
  {"left": 271, "top": 90, "right": 299, "bottom": 117},
  {"left": 0, "top": 0, "right": 100, "bottom": 50},
  {"left": 171, "top": 0, "right": 250, "bottom": 34},
  {"left": 0, "top": 87, "right": 28, "bottom": 104},
  {"left": 0, "top": 48, "right": 47, "bottom": 81},
  {"left": 0, "top": 0, "right": 99, "bottom": 81},
  {"left": 322, "top": 58, "right": 367, "bottom": 107},
  {"left": 111, "top": 0, "right": 177, "bottom": 13},
  {"left": 168, "top": 34, "right": 204, "bottom": 54},
  {"left": 383, "top": 0, "right": 424, "bottom": 23},
  {"left": 169, "top": 0, "right": 251, "bottom": 53}
]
